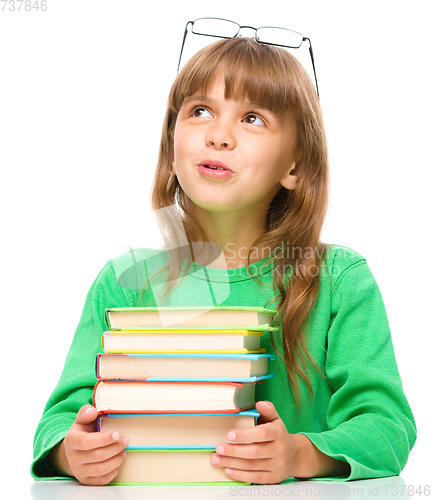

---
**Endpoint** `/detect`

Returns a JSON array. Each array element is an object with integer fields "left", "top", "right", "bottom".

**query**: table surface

[{"left": 28, "top": 475, "right": 427, "bottom": 500}]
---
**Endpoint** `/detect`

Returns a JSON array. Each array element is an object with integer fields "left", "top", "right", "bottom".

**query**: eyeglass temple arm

[
  {"left": 177, "top": 21, "right": 194, "bottom": 73},
  {"left": 304, "top": 37, "right": 320, "bottom": 99}
]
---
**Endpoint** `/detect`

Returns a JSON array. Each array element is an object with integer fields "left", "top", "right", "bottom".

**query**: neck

[{"left": 191, "top": 205, "right": 270, "bottom": 269}]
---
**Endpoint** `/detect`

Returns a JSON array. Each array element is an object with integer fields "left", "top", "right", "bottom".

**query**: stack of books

[{"left": 92, "top": 306, "right": 277, "bottom": 484}]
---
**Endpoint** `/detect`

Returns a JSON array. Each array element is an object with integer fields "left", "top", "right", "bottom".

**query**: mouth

[
  {"left": 199, "top": 160, "right": 232, "bottom": 172},
  {"left": 197, "top": 160, "right": 234, "bottom": 179}
]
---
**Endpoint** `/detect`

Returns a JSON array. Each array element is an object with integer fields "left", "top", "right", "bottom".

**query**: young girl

[{"left": 31, "top": 36, "right": 416, "bottom": 486}]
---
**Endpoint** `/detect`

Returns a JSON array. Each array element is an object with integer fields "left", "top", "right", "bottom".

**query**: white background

[{"left": 1, "top": 0, "right": 431, "bottom": 497}]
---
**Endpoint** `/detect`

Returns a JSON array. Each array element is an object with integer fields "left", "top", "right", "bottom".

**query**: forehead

[
  {"left": 176, "top": 62, "right": 294, "bottom": 117},
  {"left": 181, "top": 74, "right": 298, "bottom": 138},
  {"left": 203, "top": 69, "right": 278, "bottom": 108},
  {"left": 183, "top": 77, "right": 280, "bottom": 116}
]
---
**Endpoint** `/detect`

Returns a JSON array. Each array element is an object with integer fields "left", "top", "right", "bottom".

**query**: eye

[
  {"left": 243, "top": 113, "right": 265, "bottom": 126},
  {"left": 191, "top": 107, "right": 212, "bottom": 118}
]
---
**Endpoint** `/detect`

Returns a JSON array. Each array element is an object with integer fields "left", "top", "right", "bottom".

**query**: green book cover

[{"left": 105, "top": 306, "right": 278, "bottom": 331}]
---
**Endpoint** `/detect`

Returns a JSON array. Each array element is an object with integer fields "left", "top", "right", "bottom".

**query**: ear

[
  {"left": 171, "top": 159, "right": 176, "bottom": 175},
  {"left": 280, "top": 161, "right": 298, "bottom": 190}
]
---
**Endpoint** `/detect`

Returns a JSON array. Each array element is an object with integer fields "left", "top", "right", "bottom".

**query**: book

[
  {"left": 96, "top": 353, "right": 275, "bottom": 382},
  {"left": 94, "top": 304, "right": 278, "bottom": 484},
  {"left": 101, "top": 329, "right": 265, "bottom": 353},
  {"left": 97, "top": 410, "right": 259, "bottom": 448},
  {"left": 112, "top": 449, "right": 238, "bottom": 483},
  {"left": 93, "top": 381, "right": 256, "bottom": 413},
  {"left": 105, "top": 306, "right": 278, "bottom": 331}
]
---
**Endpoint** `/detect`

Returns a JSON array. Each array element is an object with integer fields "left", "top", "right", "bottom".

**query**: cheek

[
  {"left": 172, "top": 131, "right": 190, "bottom": 167},
  {"left": 171, "top": 141, "right": 193, "bottom": 193},
  {"left": 172, "top": 144, "right": 186, "bottom": 177}
]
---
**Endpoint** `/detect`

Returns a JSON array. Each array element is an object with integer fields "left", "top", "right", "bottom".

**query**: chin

[{"left": 191, "top": 198, "right": 241, "bottom": 213}]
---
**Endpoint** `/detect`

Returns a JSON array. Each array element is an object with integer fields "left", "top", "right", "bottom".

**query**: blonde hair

[{"left": 150, "top": 37, "right": 330, "bottom": 407}]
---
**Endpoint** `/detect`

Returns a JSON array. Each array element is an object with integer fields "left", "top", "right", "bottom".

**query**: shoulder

[
  {"left": 108, "top": 247, "right": 164, "bottom": 272},
  {"left": 87, "top": 248, "right": 166, "bottom": 308},
  {"left": 322, "top": 244, "right": 368, "bottom": 287},
  {"left": 106, "top": 247, "right": 169, "bottom": 290}
]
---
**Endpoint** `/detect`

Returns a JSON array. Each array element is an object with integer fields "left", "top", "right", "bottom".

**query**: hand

[
  {"left": 211, "top": 401, "right": 299, "bottom": 484},
  {"left": 50, "top": 404, "right": 129, "bottom": 486}
]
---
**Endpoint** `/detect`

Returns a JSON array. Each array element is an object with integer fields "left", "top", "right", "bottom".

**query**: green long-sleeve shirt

[{"left": 31, "top": 244, "right": 416, "bottom": 482}]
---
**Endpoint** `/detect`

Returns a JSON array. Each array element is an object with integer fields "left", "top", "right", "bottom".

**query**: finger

[
  {"left": 86, "top": 467, "right": 121, "bottom": 486},
  {"left": 215, "top": 441, "right": 275, "bottom": 460},
  {"left": 212, "top": 452, "right": 272, "bottom": 471},
  {"left": 73, "top": 405, "right": 99, "bottom": 433},
  {"left": 78, "top": 467, "right": 120, "bottom": 487},
  {"left": 75, "top": 405, "right": 98, "bottom": 424},
  {"left": 225, "top": 421, "right": 281, "bottom": 444},
  {"left": 223, "top": 467, "right": 280, "bottom": 485},
  {"left": 69, "top": 428, "right": 127, "bottom": 452},
  {"left": 80, "top": 438, "right": 129, "bottom": 465},
  {"left": 256, "top": 401, "right": 281, "bottom": 425},
  {"left": 83, "top": 448, "right": 127, "bottom": 480}
]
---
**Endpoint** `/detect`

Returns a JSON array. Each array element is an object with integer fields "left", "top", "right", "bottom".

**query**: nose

[{"left": 205, "top": 121, "right": 236, "bottom": 150}]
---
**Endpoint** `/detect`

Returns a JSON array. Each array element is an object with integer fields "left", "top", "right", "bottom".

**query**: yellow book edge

[{"left": 106, "top": 330, "right": 265, "bottom": 335}]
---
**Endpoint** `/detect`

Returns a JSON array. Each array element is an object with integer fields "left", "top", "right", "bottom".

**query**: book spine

[
  {"left": 96, "top": 414, "right": 102, "bottom": 432},
  {"left": 97, "top": 353, "right": 130, "bottom": 380},
  {"left": 95, "top": 380, "right": 246, "bottom": 387},
  {"left": 96, "top": 407, "right": 255, "bottom": 415},
  {"left": 92, "top": 381, "right": 101, "bottom": 409}
]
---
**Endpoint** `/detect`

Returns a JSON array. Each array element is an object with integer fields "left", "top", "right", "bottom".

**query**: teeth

[{"left": 206, "top": 165, "right": 225, "bottom": 170}]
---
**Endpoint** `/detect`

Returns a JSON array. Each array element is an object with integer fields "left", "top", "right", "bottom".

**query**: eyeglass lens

[
  {"left": 192, "top": 18, "right": 304, "bottom": 49},
  {"left": 256, "top": 27, "right": 303, "bottom": 49},
  {"left": 192, "top": 18, "right": 240, "bottom": 38}
]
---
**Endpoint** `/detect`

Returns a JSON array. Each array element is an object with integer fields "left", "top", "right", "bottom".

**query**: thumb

[
  {"left": 256, "top": 401, "right": 280, "bottom": 424},
  {"left": 73, "top": 405, "right": 99, "bottom": 431}
]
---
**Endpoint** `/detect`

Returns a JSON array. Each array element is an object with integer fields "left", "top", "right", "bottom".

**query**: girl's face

[{"left": 172, "top": 76, "right": 298, "bottom": 217}]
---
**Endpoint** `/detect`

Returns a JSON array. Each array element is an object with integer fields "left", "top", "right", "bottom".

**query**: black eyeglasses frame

[{"left": 177, "top": 17, "right": 320, "bottom": 99}]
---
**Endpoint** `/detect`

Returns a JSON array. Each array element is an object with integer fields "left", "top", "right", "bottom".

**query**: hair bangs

[{"left": 170, "top": 38, "right": 301, "bottom": 115}]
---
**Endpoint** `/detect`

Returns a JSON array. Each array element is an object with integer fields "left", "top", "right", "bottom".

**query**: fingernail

[
  {"left": 212, "top": 454, "right": 220, "bottom": 465},
  {"left": 112, "top": 432, "right": 120, "bottom": 441},
  {"left": 227, "top": 432, "right": 236, "bottom": 441},
  {"left": 225, "top": 468, "right": 233, "bottom": 476},
  {"left": 84, "top": 407, "right": 94, "bottom": 414},
  {"left": 123, "top": 437, "right": 129, "bottom": 447},
  {"left": 122, "top": 450, "right": 127, "bottom": 457},
  {"left": 216, "top": 444, "right": 224, "bottom": 455}
]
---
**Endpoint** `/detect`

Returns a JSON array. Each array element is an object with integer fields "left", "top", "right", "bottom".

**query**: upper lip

[{"left": 198, "top": 159, "right": 233, "bottom": 172}]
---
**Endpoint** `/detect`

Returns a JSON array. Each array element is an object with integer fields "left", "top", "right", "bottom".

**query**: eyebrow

[
  {"left": 182, "top": 95, "right": 278, "bottom": 117},
  {"left": 182, "top": 95, "right": 212, "bottom": 106}
]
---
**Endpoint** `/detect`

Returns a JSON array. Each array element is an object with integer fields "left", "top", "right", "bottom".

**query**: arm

[
  {"left": 48, "top": 440, "right": 73, "bottom": 477},
  {"left": 47, "top": 405, "right": 128, "bottom": 486},
  {"left": 211, "top": 400, "right": 350, "bottom": 484},
  {"left": 213, "top": 258, "right": 416, "bottom": 482},
  {"left": 31, "top": 261, "right": 134, "bottom": 481},
  {"left": 297, "top": 259, "right": 417, "bottom": 480},
  {"left": 292, "top": 434, "right": 350, "bottom": 478}
]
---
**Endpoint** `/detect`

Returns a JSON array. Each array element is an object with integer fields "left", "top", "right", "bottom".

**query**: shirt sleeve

[
  {"left": 31, "top": 261, "right": 133, "bottom": 480},
  {"left": 298, "top": 260, "right": 417, "bottom": 481}
]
